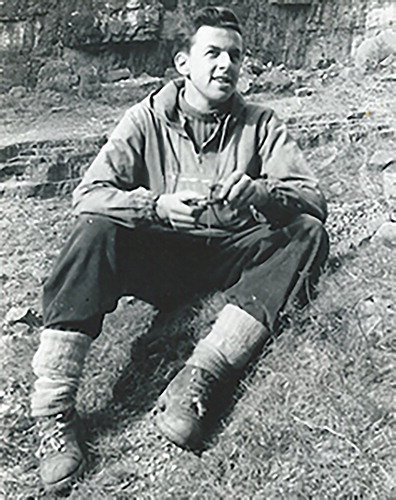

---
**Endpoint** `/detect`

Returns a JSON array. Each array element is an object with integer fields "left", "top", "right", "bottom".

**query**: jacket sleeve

[
  {"left": 254, "top": 110, "right": 327, "bottom": 224},
  {"left": 72, "top": 107, "right": 158, "bottom": 227}
]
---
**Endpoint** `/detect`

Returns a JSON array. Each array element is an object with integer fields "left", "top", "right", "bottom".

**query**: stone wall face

[
  {"left": 0, "top": 0, "right": 394, "bottom": 92},
  {"left": 366, "top": 0, "right": 396, "bottom": 34},
  {"left": 241, "top": 1, "right": 368, "bottom": 68}
]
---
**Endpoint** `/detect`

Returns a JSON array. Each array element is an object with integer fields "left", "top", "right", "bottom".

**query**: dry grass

[{"left": 1, "top": 72, "right": 395, "bottom": 499}]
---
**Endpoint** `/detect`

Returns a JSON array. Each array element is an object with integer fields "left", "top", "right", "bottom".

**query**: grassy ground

[{"left": 1, "top": 71, "right": 395, "bottom": 499}]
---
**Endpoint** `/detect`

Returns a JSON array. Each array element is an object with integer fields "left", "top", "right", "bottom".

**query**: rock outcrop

[{"left": 1, "top": 0, "right": 394, "bottom": 92}]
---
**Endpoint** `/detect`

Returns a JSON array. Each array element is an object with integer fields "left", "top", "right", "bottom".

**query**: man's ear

[{"left": 174, "top": 51, "right": 190, "bottom": 77}]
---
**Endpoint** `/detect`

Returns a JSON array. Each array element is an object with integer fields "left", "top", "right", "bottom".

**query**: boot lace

[
  {"left": 181, "top": 368, "right": 217, "bottom": 419},
  {"left": 35, "top": 411, "right": 74, "bottom": 459}
]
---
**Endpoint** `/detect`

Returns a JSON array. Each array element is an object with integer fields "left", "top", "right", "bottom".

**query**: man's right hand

[{"left": 155, "top": 191, "right": 205, "bottom": 230}]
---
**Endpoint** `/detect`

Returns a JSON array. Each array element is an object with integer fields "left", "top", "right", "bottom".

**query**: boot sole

[{"left": 43, "top": 459, "right": 86, "bottom": 492}]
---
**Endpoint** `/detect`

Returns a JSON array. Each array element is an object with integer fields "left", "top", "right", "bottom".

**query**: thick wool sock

[
  {"left": 31, "top": 329, "right": 92, "bottom": 417},
  {"left": 187, "top": 304, "right": 268, "bottom": 379}
]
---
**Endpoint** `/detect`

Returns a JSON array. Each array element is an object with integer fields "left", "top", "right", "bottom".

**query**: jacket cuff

[
  {"left": 128, "top": 187, "right": 160, "bottom": 225},
  {"left": 255, "top": 178, "right": 303, "bottom": 214}
]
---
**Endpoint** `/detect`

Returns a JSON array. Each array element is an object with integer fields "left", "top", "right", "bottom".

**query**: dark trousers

[{"left": 43, "top": 214, "right": 329, "bottom": 339}]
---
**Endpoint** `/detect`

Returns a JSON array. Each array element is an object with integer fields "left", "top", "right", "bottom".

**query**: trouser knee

[
  {"left": 42, "top": 215, "right": 123, "bottom": 337},
  {"left": 295, "top": 214, "right": 328, "bottom": 240},
  {"left": 216, "top": 214, "right": 329, "bottom": 329},
  {"left": 43, "top": 214, "right": 120, "bottom": 303},
  {"left": 70, "top": 214, "right": 119, "bottom": 247},
  {"left": 296, "top": 214, "right": 329, "bottom": 260}
]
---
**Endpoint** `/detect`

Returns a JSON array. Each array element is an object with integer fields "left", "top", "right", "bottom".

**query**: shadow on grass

[
  {"left": 79, "top": 295, "right": 268, "bottom": 460},
  {"left": 78, "top": 267, "right": 332, "bottom": 469},
  {"left": 79, "top": 302, "right": 200, "bottom": 431},
  {"left": 201, "top": 334, "right": 278, "bottom": 454},
  {"left": 111, "top": 306, "right": 198, "bottom": 412}
]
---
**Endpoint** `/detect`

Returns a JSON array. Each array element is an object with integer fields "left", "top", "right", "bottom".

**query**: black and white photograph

[{"left": 1, "top": 1, "right": 395, "bottom": 498}]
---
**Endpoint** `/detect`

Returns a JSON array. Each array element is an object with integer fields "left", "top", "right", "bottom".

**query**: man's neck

[
  {"left": 179, "top": 92, "right": 221, "bottom": 122},
  {"left": 183, "top": 80, "right": 232, "bottom": 115}
]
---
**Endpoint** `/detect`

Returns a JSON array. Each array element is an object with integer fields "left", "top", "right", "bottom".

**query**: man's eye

[
  {"left": 206, "top": 49, "right": 220, "bottom": 57},
  {"left": 230, "top": 51, "right": 242, "bottom": 63}
]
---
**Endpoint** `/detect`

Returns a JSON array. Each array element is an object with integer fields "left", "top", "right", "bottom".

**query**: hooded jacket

[{"left": 73, "top": 79, "right": 327, "bottom": 235}]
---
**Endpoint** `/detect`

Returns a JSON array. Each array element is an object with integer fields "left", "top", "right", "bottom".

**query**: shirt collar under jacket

[{"left": 146, "top": 78, "right": 246, "bottom": 131}]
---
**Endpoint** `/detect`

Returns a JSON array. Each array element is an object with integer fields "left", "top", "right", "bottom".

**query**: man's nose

[{"left": 217, "top": 51, "right": 232, "bottom": 68}]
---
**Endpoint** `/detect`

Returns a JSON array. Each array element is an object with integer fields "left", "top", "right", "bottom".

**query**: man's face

[{"left": 176, "top": 25, "right": 244, "bottom": 111}]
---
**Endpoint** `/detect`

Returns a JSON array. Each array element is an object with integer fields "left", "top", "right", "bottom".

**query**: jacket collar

[{"left": 147, "top": 78, "right": 247, "bottom": 128}]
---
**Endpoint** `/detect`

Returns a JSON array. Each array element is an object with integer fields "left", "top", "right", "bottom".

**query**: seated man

[{"left": 31, "top": 6, "right": 329, "bottom": 492}]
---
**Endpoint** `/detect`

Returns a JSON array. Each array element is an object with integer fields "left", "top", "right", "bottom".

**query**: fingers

[
  {"left": 218, "top": 172, "right": 244, "bottom": 200},
  {"left": 228, "top": 178, "right": 252, "bottom": 206},
  {"left": 219, "top": 174, "right": 257, "bottom": 209},
  {"left": 169, "top": 218, "right": 196, "bottom": 230},
  {"left": 156, "top": 192, "right": 202, "bottom": 229},
  {"left": 169, "top": 207, "right": 200, "bottom": 230},
  {"left": 156, "top": 192, "right": 198, "bottom": 221},
  {"left": 169, "top": 202, "right": 194, "bottom": 220}
]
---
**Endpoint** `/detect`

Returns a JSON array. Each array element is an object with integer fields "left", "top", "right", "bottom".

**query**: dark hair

[{"left": 176, "top": 6, "right": 242, "bottom": 53}]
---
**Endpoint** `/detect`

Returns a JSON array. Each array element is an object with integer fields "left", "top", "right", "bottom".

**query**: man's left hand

[{"left": 218, "top": 172, "right": 267, "bottom": 210}]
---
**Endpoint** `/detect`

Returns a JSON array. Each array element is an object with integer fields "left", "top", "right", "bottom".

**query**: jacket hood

[{"left": 145, "top": 78, "right": 247, "bottom": 127}]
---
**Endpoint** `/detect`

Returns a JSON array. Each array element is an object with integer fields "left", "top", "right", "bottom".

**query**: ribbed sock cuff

[
  {"left": 31, "top": 329, "right": 91, "bottom": 417},
  {"left": 32, "top": 378, "right": 77, "bottom": 417},
  {"left": 188, "top": 304, "right": 268, "bottom": 374},
  {"left": 186, "top": 342, "right": 232, "bottom": 380}
]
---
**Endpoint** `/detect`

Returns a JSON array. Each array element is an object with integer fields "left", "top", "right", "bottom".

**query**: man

[{"left": 31, "top": 6, "right": 329, "bottom": 492}]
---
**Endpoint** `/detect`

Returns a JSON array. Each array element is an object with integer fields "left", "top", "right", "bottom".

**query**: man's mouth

[{"left": 212, "top": 75, "right": 233, "bottom": 85}]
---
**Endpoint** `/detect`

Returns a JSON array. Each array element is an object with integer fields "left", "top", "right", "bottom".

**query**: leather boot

[
  {"left": 155, "top": 304, "right": 267, "bottom": 449},
  {"left": 31, "top": 329, "right": 91, "bottom": 489},
  {"left": 156, "top": 365, "right": 220, "bottom": 449},
  {"left": 35, "top": 409, "right": 85, "bottom": 491}
]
